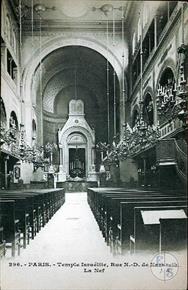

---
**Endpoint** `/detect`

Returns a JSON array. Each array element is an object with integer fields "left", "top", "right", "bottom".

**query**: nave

[{"left": 1, "top": 192, "right": 187, "bottom": 290}]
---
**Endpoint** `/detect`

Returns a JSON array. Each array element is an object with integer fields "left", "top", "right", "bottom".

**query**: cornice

[{"left": 22, "top": 20, "right": 127, "bottom": 33}]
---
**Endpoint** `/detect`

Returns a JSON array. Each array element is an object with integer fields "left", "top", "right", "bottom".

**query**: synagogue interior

[{"left": 0, "top": 1, "right": 188, "bottom": 284}]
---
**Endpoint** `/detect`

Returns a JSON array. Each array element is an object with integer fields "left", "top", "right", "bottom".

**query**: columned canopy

[{"left": 58, "top": 99, "right": 97, "bottom": 181}]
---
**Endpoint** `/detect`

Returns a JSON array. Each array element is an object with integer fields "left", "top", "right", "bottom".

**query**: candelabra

[
  {"left": 96, "top": 142, "right": 110, "bottom": 161},
  {"left": 95, "top": 118, "right": 160, "bottom": 166},
  {"left": 156, "top": 83, "right": 176, "bottom": 116},
  {"left": 0, "top": 126, "right": 21, "bottom": 160},
  {"left": 0, "top": 127, "right": 18, "bottom": 146},
  {"left": 32, "top": 146, "right": 49, "bottom": 170},
  {"left": 44, "top": 142, "right": 57, "bottom": 164},
  {"left": 115, "top": 120, "right": 160, "bottom": 161},
  {"left": 156, "top": 44, "right": 187, "bottom": 126},
  {"left": 172, "top": 44, "right": 188, "bottom": 127},
  {"left": 0, "top": 125, "right": 51, "bottom": 168}
]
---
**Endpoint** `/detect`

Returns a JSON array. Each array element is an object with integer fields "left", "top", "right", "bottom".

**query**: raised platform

[{"left": 57, "top": 181, "right": 98, "bottom": 192}]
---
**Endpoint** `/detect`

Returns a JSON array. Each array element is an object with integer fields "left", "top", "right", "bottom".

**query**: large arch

[
  {"left": 156, "top": 58, "right": 176, "bottom": 89},
  {"left": 22, "top": 36, "right": 128, "bottom": 144},
  {"left": 0, "top": 97, "right": 7, "bottom": 129},
  {"left": 22, "top": 36, "right": 124, "bottom": 105}
]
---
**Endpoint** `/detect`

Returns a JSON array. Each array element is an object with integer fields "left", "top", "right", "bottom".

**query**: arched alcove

[
  {"left": 9, "top": 111, "right": 18, "bottom": 130},
  {"left": 58, "top": 99, "right": 97, "bottom": 182},
  {"left": 159, "top": 67, "right": 175, "bottom": 87},
  {"left": 157, "top": 66, "right": 176, "bottom": 124},
  {"left": 32, "top": 119, "right": 37, "bottom": 144},
  {"left": 0, "top": 97, "right": 7, "bottom": 129},
  {"left": 132, "top": 107, "right": 139, "bottom": 127},
  {"left": 143, "top": 93, "right": 154, "bottom": 126}
]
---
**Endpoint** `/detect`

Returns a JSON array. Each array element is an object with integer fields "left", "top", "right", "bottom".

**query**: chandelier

[
  {"left": 0, "top": 125, "right": 51, "bottom": 169},
  {"left": 0, "top": 127, "right": 17, "bottom": 147},
  {"left": 44, "top": 142, "right": 57, "bottom": 165},
  {"left": 156, "top": 45, "right": 187, "bottom": 126},
  {"left": 172, "top": 44, "right": 188, "bottom": 127}
]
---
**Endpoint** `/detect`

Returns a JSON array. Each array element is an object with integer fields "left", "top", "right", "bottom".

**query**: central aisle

[
  {"left": 1, "top": 192, "right": 186, "bottom": 290},
  {"left": 19, "top": 192, "right": 112, "bottom": 260}
]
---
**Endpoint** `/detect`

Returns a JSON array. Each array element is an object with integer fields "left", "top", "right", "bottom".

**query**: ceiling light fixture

[
  {"left": 100, "top": 4, "right": 113, "bottom": 16},
  {"left": 34, "top": 4, "right": 55, "bottom": 13},
  {"left": 34, "top": 4, "right": 46, "bottom": 12}
]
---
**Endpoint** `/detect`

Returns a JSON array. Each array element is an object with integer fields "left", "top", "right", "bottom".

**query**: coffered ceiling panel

[{"left": 11, "top": 0, "right": 131, "bottom": 31}]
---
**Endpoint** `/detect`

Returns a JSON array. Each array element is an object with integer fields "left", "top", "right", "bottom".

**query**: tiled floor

[{"left": 1, "top": 192, "right": 187, "bottom": 290}]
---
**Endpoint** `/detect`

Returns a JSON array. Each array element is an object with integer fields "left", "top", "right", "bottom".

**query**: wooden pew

[
  {"left": 130, "top": 205, "right": 187, "bottom": 253},
  {"left": 25, "top": 188, "right": 65, "bottom": 224},
  {"left": 97, "top": 192, "right": 175, "bottom": 229},
  {"left": 0, "top": 226, "right": 6, "bottom": 257},
  {"left": 0, "top": 196, "right": 30, "bottom": 249},
  {"left": 0, "top": 192, "right": 40, "bottom": 240},
  {"left": 97, "top": 193, "right": 158, "bottom": 238},
  {"left": 109, "top": 197, "right": 184, "bottom": 252},
  {"left": 0, "top": 188, "right": 65, "bottom": 235},
  {"left": 88, "top": 188, "right": 159, "bottom": 224},
  {"left": 0, "top": 200, "right": 21, "bottom": 257},
  {"left": 159, "top": 216, "right": 187, "bottom": 252},
  {"left": 87, "top": 187, "right": 187, "bottom": 255},
  {"left": 87, "top": 187, "right": 185, "bottom": 224},
  {"left": 119, "top": 200, "right": 187, "bottom": 254},
  {"left": 0, "top": 188, "right": 65, "bottom": 253},
  {"left": 90, "top": 191, "right": 184, "bottom": 244}
]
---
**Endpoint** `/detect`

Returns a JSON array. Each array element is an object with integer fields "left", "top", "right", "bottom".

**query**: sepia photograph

[{"left": 0, "top": 0, "right": 187, "bottom": 289}]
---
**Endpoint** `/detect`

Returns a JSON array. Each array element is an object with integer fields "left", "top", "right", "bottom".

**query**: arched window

[
  {"left": 159, "top": 67, "right": 175, "bottom": 87},
  {"left": 9, "top": 111, "right": 19, "bottom": 144},
  {"left": 157, "top": 67, "right": 176, "bottom": 123},
  {"left": 32, "top": 119, "right": 37, "bottom": 142},
  {"left": 9, "top": 111, "right": 18, "bottom": 130},
  {"left": 143, "top": 93, "right": 153, "bottom": 126},
  {"left": 132, "top": 108, "right": 139, "bottom": 127},
  {"left": 0, "top": 97, "right": 7, "bottom": 129}
]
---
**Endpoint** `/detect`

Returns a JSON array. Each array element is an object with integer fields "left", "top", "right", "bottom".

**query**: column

[
  {"left": 57, "top": 145, "right": 66, "bottom": 182},
  {"left": 59, "top": 145, "right": 63, "bottom": 172},
  {"left": 4, "top": 156, "right": 9, "bottom": 189}
]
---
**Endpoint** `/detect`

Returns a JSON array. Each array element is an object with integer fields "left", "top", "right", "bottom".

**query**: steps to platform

[{"left": 57, "top": 181, "right": 98, "bottom": 192}]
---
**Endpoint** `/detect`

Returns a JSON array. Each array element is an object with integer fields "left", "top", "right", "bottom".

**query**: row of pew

[
  {"left": 0, "top": 188, "right": 65, "bottom": 257},
  {"left": 87, "top": 187, "right": 187, "bottom": 254}
]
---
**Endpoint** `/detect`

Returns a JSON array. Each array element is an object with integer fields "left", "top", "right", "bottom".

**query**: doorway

[{"left": 69, "top": 148, "right": 85, "bottom": 178}]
